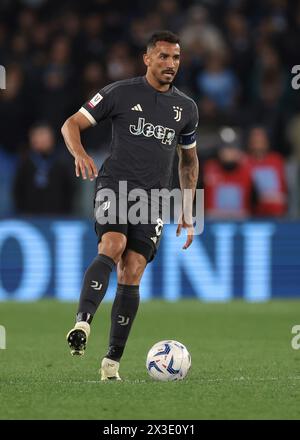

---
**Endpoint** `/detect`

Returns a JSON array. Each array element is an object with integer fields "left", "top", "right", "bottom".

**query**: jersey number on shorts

[{"left": 155, "top": 218, "right": 164, "bottom": 236}]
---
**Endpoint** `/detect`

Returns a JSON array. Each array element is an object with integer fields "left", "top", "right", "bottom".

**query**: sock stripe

[
  {"left": 117, "top": 284, "right": 139, "bottom": 295},
  {"left": 97, "top": 254, "right": 115, "bottom": 271}
]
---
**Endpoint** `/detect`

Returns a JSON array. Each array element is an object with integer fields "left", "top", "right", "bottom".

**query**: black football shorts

[{"left": 94, "top": 176, "right": 164, "bottom": 263}]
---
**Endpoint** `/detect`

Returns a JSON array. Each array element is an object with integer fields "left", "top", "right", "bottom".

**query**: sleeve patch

[{"left": 88, "top": 93, "right": 103, "bottom": 108}]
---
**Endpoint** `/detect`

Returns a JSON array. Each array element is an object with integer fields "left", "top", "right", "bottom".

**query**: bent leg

[
  {"left": 77, "top": 231, "right": 127, "bottom": 320},
  {"left": 67, "top": 231, "right": 127, "bottom": 356}
]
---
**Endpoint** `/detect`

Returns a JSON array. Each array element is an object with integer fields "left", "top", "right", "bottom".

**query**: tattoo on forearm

[
  {"left": 179, "top": 154, "right": 199, "bottom": 193},
  {"left": 178, "top": 152, "right": 199, "bottom": 225}
]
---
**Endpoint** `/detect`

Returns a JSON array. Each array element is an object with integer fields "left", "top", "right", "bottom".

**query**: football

[{"left": 146, "top": 340, "right": 191, "bottom": 381}]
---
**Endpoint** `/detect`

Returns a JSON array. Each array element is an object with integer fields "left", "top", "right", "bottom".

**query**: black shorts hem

[
  {"left": 95, "top": 222, "right": 127, "bottom": 243},
  {"left": 126, "top": 238, "right": 155, "bottom": 263}
]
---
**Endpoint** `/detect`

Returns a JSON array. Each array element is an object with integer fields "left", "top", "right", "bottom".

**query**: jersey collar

[{"left": 142, "top": 76, "right": 174, "bottom": 96}]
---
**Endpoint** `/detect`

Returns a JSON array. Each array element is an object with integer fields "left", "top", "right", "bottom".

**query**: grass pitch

[{"left": 0, "top": 300, "right": 300, "bottom": 420}]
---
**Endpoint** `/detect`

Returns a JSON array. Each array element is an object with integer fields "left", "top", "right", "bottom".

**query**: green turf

[{"left": 0, "top": 300, "right": 300, "bottom": 420}]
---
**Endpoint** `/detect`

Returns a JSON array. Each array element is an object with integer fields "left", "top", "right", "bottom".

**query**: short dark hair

[
  {"left": 146, "top": 31, "right": 180, "bottom": 50},
  {"left": 30, "top": 121, "right": 53, "bottom": 132}
]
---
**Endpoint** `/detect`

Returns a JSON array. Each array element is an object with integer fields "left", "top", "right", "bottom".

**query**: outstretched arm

[
  {"left": 176, "top": 146, "right": 199, "bottom": 249},
  {"left": 61, "top": 111, "right": 98, "bottom": 181}
]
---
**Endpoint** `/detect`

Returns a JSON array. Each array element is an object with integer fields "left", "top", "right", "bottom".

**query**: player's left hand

[{"left": 176, "top": 216, "right": 194, "bottom": 249}]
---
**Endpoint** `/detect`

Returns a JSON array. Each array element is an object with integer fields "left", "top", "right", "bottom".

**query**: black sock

[
  {"left": 106, "top": 284, "right": 140, "bottom": 362},
  {"left": 76, "top": 254, "right": 114, "bottom": 322}
]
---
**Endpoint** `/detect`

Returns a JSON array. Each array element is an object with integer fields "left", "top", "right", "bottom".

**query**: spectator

[
  {"left": 13, "top": 122, "right": 75, "bottom": 215},
  {"left": 286, "top": 115, "right": 300, "bottom": 218},
  {"left": 247, "top": 127, "right": 287, "bottom": 217},
  {"left": 38, "top": 36, "right": 77, "bottom": 132},
  {"left": 0, "top": 64, "right": 32, "bottom": 153},
  {"left": 180, "top": 5, "right": 226, "bottom": 55},
  {"left": 196, "top": 52, "right": 239, "bottom": 111},
  {"left": 0, "top": 146, "right": 18, "bottom": 216},
  {"left": 106, "top": 41, "right": 136, "bottom": 82},
  {"left": 249, "top": 45, "right": 288, "bottom": 152},
  {"left": 203, "top": 143, "right": 253, "bottom": 219},
  {"left": 81, "top": 62, "right": 106, "bottom": 102},
  {"left": 224, "top": 11, "right": 254, "bottom": 103}
]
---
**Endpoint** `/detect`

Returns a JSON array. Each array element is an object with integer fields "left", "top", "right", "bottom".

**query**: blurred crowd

[{"left": 0, "top": 0, "right": 300, "bottom": 218}]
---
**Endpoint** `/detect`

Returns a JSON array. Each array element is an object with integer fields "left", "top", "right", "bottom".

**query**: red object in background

[
  {"left": 247, "top": 152, "right": 287, "bottom": 217},
  {"left": 204, "top": 158, "right": 253, "bottom": 219}
]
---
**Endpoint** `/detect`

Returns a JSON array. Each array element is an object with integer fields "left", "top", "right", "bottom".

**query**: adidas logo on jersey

[
  {"left": 129, "top": 117, "right": 176, "bottom": 145},
  {"left": 131, "top": 104, "right": 143, "bottom": 111}
]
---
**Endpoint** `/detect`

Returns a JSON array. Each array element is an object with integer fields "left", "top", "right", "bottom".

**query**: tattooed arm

[{"left": 176, "top": 146, "right": 199, "bottom": 249}]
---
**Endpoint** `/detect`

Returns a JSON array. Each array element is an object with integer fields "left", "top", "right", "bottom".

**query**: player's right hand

[{"left": 74, "top": 153, "right": 98, "bottom": 181}]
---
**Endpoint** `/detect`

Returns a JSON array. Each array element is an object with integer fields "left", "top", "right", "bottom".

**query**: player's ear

[{"left": 143, "top": 52, "right": 150, "bottom": 67}]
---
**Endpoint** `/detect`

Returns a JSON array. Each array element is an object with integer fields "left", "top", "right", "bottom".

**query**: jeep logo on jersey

[{"left": 129, "top": 117, "right": 175, "bottom": 145}]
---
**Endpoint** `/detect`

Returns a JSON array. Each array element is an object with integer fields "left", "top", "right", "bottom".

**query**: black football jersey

[{"left": 79, "top": 76, "right": 198, "bottom": 190}]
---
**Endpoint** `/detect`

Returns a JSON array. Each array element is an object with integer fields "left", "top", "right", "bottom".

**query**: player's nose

[
  {"left": 167, "top": 59, "right": 175, "bottom": 68},
  {"left": 165, "top": 62, "right": 175, "bottom": 72}
]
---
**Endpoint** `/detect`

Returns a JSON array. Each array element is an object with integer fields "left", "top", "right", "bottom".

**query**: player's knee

[
  {"left": 98, "top": 233, "right": 127, "bottom": 263},
  {"left": 118, "top": 258, "right": 145, "bottom": 285}
]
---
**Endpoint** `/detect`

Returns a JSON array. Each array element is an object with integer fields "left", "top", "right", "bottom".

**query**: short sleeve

[
  {"left": 178, "top": 100, "right": 199, "bottom": 149},
  {"left": 79, "top": 83, "right": 117, "bottom": 126}
]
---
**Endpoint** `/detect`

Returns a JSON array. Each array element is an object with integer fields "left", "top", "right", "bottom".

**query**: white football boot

[
  {"left": 100, "top": 357, "right": 122, "bottom": 381},
  {"left": 66, "top": 322, "right": 90, "bottom": 356}
]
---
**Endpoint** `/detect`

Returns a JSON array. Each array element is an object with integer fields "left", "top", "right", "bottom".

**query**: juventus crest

[
  {"left": 101, "top": 201, "right": 111, "bottom": 211},
  {"left": 173, "top": 106, "right": 183, "bottom": 122}
]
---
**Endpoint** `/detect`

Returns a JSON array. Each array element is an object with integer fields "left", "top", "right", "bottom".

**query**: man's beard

[
  {"left": 158, "top": 78, "right": 172, "bottom": 85},
  {"left": 157, "top": 73, "right": 174, "bottom": 85}
]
